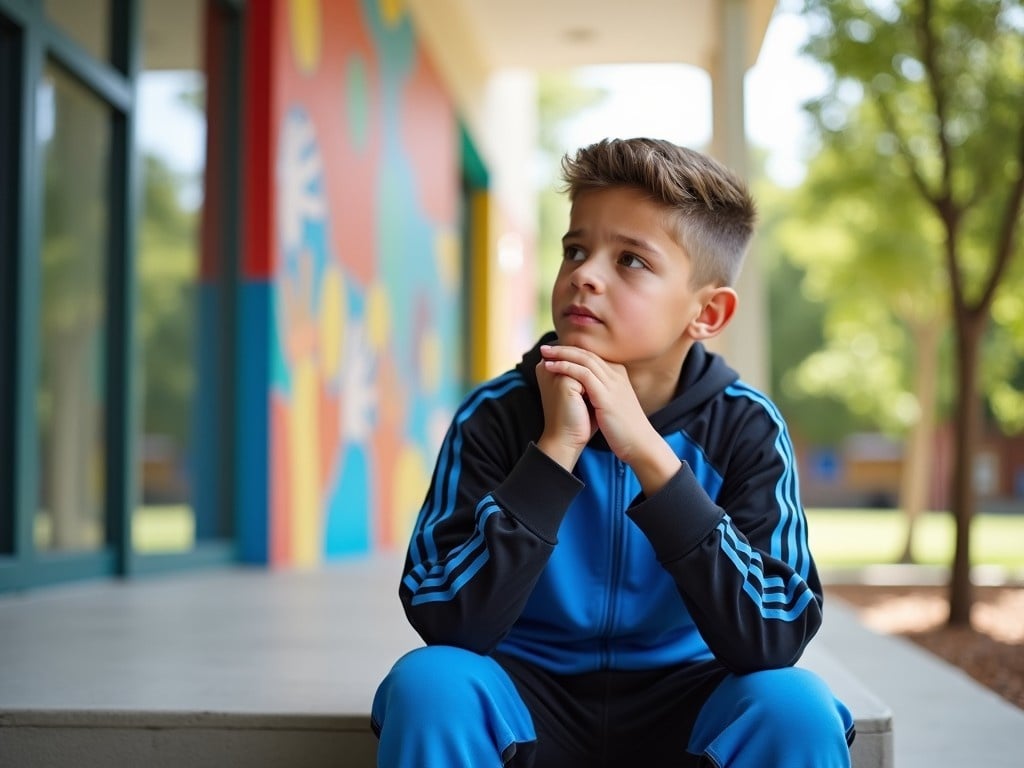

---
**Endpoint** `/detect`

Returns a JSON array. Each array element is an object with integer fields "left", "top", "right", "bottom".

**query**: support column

[{"left": 709, "top": 0, "right": 769, "bottom": 393}]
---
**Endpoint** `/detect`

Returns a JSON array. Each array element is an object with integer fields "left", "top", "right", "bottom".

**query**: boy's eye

[
  {"left": 619, "top": 253, "right": 647, "bottom": 269},
  {"left": 563, "top": 246, "right": 586, "bottom": 262}
]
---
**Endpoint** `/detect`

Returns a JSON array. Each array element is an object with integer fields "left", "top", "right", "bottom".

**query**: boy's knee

[
  {"left": 372, "top": 646, "right": 536, "bottom": 766},
  {"left": 693, "top": 667, "right": 852, "bottom": 767},
  {"left": 375, "top": 646, "right": 493, "bottom": 711},
  {"left": 373, "top": 646, "right": 533, "bottom": 731},
  {"left": 386, "top": 646, "right": 479, "bottom": 686},
  {"left": 745, "top": 667, "right": 847, "bottom": 732}
]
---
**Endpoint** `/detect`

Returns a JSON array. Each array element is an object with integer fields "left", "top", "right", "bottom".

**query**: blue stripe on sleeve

[
  {"left": 409, "top": 498, "right": 501, "bottom": 605},
  {"left": 716, "top": 383, "right": 814, "bottom": 621},
  {"left": 725, "top": 382, "right": 809, "bottom": 580},
  {"left": 717, "top": 516, "right": 814, "bottom": 620},
  {"left": 403, "top": 372, "right": 525, "bottom": 598},
  {"left": 666, "top": 418, "right": 812, "bottom": 621}
]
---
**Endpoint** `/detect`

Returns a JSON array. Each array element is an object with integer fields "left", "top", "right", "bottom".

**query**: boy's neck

[
  {"left": 631, "top": 372, "right": 681, "bottom": 415},
  {"left": 628, "top": 346, "right": 691, "bottom": 415}
]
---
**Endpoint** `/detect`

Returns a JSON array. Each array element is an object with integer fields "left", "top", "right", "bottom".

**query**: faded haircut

[{"left": 560, "top": 138, "right": 757, "bottom": 288}]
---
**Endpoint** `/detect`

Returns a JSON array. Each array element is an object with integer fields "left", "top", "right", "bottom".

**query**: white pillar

[{"left": 709, "top": 0, "right": 769, "bottom": 393}]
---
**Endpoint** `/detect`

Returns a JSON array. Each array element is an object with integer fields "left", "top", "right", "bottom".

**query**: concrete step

[
  {"left": 0, "top": 648, "right": 890, "bottom": 768},
  {"left": 2, "top": 553, "right": 1009, "bottom": 768}
]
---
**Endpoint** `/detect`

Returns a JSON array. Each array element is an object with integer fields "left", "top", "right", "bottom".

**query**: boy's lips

[{"left": 563, "top": 305, "right": 603, "bottom": 324}]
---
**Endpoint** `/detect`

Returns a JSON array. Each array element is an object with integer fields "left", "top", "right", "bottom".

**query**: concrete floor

[{"left": 0, "top": 554, "right": 1021, "bottom": 767}]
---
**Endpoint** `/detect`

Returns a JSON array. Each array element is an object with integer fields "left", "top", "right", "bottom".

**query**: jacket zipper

[{"left": 600, "top": 457, "right": 628, "bottom": 667}]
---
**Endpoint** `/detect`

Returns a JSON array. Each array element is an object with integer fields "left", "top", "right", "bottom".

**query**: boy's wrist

[
  {"left": 493, "top": 443, "right": 584, "bottom": 543},
  {"left": 628, "top": 439, "right": 683, "bottom": 498},
  {"left": 536, "top": 434, "right": 583, "bottom": 472}
]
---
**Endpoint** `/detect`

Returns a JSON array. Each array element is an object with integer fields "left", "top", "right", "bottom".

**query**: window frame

[{"left": 0, "top": 0, "right": 244, "bottom": 591}]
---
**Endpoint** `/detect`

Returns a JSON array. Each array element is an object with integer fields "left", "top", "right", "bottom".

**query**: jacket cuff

[
  {"left": 626, "top": 462, "right": 724, "bottom": 562},
  {"left": 492, "top": 443, "right": 583, "bottom": 543}
]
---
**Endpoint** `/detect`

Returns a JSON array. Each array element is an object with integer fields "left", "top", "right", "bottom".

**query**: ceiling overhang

[{"left": 408, "top": 0, "right": 777, "bottom": 74}]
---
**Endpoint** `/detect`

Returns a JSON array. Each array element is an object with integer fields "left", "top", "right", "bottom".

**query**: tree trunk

[
  {"left": 947, "top": 313, "right": 985, "bottom": 626},
  {"left": 897, "top": 320, "right": 941, "bottom": 564}
]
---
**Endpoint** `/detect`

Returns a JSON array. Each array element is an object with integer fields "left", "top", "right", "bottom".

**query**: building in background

[{"left": 0, "top": 0, "right": 774, "bottom": 591}]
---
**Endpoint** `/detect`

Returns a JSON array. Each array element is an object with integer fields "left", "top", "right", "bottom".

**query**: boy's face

[{"left": 551, "top": 186, "right": 712, "bottom": 371}]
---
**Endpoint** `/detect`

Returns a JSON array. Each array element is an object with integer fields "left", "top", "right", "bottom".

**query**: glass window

[
  {"left": 43, "top": 0, "right": 111, "bottom": 63},
  {"left": 133, "top": 0, "right": 213, "bottom": 554},
  {"left": 34, "top": 62, "right": 111, "bottom": 553}
]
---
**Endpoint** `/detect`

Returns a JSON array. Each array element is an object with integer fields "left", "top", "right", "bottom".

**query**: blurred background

[
  {"left": 535, "top": 2, "right": 1024, "bottom": 584},
  {"left": 1, "top": 0, "right": 1021, "bottom": 597}
]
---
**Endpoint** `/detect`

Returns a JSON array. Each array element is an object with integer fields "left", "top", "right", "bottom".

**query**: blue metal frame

[
  {"left": 0, "top": 10, "right": 22, "bottom": 558},
  {"left": 107, "top": 0, "right": 141, "bottom": 576}
]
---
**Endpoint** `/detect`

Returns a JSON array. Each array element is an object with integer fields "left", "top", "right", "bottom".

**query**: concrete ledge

[
  {"left": 0, "top": 720, "right": 377, "bottom": 768},
  {"left": 0, "top": 710, "right": 373, "bottom": 731},
  {"left": 799, "top": 642, "right": 893, "bottom": 768},
  {"left": 6, "top": 555, "right": 1012, "bottom": 768}
]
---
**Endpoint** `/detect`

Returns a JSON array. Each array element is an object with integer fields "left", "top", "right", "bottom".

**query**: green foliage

[
  {"left": 785, "top": 0, "right": 1024, "bottom": 438},
  {"left": 137, "top": 154, "right": 200, "bottom": 446},
  {"left": 537, "top": 72, "right": 609, "bottom": 157},
  {"left": 986, "top": 238, "right": 1024, "bottom": 430},
  {"left": 774, "top": 114, "right": 954, "bottom": 434},
  {"left": 757, "top": 178, "right": 868, "bottom": 443},
  {"left": 800, "top": 0, "right": 1024, "bottom": 297}
]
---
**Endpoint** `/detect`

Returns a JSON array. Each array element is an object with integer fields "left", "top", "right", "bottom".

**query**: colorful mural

[{"left": 268, "top": 0, "right": 463, "bottom": 566}]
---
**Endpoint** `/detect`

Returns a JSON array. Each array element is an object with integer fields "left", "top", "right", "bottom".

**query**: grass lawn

[
  {"left": 130, "top": 506, "right": 1024, "bottom": 568},
  {"left": 806, "top": 509, "right": 1024, "bottom": 568},
  {"left": 133, "top": 505, "right": 194, "bottom": 553}
]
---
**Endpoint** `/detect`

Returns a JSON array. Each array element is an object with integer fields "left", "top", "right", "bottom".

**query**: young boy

[{"left": 372, "top": 138, "right": 854, "bottom": 767}]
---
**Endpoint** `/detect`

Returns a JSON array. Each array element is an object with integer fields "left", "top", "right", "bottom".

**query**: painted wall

[{"left": 241, "top": 0, "right": 465, "bottom": 567}]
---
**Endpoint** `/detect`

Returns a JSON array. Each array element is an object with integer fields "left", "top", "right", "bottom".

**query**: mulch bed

[{"left": 825, "top": 584, "right": 1024, "bottom": 711}]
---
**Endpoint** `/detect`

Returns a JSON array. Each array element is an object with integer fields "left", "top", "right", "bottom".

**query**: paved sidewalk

[{"left": 819, "top": 588, "right": 1024, "bottom": 767}]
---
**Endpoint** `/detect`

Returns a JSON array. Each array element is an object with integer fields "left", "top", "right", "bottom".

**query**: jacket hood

[{"left": 515, "top": 332, "right": 740, "bottom": 441}]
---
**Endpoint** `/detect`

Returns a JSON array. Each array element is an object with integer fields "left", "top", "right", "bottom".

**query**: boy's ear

[{"left": 688, "top": 287, "right": 738, "bottom": 340}]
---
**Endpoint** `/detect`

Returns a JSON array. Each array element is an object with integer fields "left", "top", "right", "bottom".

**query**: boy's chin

[
  {"left": 552, "top": 329, "right": 596, "bottom": 350},
  {"left": 551, "top": 332, "right": 620, "bottom": 362}
]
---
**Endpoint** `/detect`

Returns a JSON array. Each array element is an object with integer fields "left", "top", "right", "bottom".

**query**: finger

[
  {"left": 537, "top": 360, "right": 585, "bottom": 395},
  {"left": 542, "top": 359, "right": 602, "bottom": 393},
  {"left": 541, "top": 346, "right": 613, "bottom": 380},
  {"left": 540, "top": 344, "right": 601, "bottom": 364}
]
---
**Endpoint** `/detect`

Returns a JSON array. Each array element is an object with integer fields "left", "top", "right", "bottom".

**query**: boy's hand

[
  {"left": 538, "top": 345, "right": 681, "bottom": 494},
  {"left": 535, "top": 354, "right": 597, "bottom": 471},
  {"left": 539, "top": 344, "right": 647, "bottom": 462}
]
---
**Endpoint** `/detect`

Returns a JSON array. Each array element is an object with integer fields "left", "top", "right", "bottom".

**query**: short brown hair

[{"left": 560, "top": 138, "right": 756, "bottom": 287}]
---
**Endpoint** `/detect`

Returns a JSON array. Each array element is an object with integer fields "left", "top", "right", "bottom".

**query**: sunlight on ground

[{"left": 856, "top": 589, "right": 1024, "bottom": 644}]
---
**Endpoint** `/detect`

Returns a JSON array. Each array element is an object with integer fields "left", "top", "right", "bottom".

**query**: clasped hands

[{"left": 535, "top": 344, "right": 681, "bottom": 495}]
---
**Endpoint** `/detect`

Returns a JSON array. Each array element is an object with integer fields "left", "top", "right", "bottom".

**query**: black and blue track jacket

[{"left": 400, "top": 334, "right": 823, "bottom": 676}]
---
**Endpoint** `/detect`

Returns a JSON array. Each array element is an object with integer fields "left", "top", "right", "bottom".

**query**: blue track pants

[{"left": 372, "top": 646, "right": 854, "bottom": 767}]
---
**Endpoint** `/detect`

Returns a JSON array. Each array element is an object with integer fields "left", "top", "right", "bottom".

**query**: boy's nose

[{"left": 570, "top": 260, "right": 604, "bottom": 291}]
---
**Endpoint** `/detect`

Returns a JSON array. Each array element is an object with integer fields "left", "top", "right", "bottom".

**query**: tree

[
  {"left": 799, "top": 0, "right": 1024, "bottom": 624},
  {"left": 776, "top": 107, "right": 952, "bottom": 560}
]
